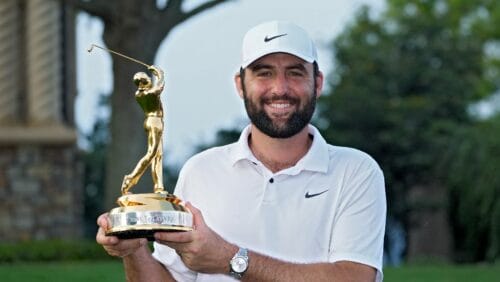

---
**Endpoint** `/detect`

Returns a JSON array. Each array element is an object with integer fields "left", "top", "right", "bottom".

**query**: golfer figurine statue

[{"left": 121, "top": 65, "right": 166, "bottom": 195}]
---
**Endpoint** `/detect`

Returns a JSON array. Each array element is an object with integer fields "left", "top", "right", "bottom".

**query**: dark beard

[{"left": 243, "top": 92, "right": 316, "bottom": 138}]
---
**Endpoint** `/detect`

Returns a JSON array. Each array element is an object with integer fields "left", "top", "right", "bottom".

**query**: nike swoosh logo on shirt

[
  {"left": 305, "top": 189, "right": 329, "bottom": 199},
  {"left": 264, "top": 33, "right": 287, "bottom": 42}
]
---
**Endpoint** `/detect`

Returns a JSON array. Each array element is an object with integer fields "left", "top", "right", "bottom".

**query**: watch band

[{"left": 236, "top": 247, "right": 248, "bottom": 258}]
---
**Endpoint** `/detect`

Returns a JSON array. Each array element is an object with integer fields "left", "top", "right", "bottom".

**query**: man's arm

[
  {"left": 95, "top": 214, "right": 174, "bottom": 282},
  {"left": 148, "top": 65, "right": 165, "bottom": 93},
  {"left": 122, "top": 245, "right": 174, "bottom": 282},
  {"left": 242, "top": 252, "right": 375, "bottom": 282},
  {"left": 155, "top": 203, "right": 377, "bottom": 282}
]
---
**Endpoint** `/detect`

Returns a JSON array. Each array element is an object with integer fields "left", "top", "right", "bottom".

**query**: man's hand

[
  {"left": 95, "top": 213, "right": 148, "bottom": 258},
  {"left": 154, "top": 202, "right": 237, "bottom": 274}
]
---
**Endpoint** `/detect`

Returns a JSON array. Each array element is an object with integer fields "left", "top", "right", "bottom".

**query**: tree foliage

[
  {"left": 316, "top": 0, "right": 500, "bottom": 262},
  {"left": 440, "top": 115, "right": 500, "bottom": 262},
  {"left": 193, "top": 127, "right": 242, "bottom": 153}
]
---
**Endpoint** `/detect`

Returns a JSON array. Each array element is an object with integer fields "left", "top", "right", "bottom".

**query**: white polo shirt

[{"left": 153, "top": 125, "right": 386, "bottom": 281}]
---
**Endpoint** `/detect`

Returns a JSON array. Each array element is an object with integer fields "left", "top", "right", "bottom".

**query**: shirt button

[{"left": 269, "top": 178, "right": 274, "bottom": 183}]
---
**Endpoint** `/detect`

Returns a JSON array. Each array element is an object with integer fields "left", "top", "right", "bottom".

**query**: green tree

[
  {"left": 440, "top": 114, "right": 500, "bottom": 262},
  {"left": 316, "top": 0, "right": 500, "bottom": 261},
  {"left": 193, "top": 127, "right": 242, "bottom": 153},
  {"left": 69, "top": 0, "right": 233, "bottom": 209}
]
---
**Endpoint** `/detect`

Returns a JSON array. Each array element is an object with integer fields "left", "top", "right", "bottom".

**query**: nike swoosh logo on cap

[
  {"left": 305, "top": 189, "right": 329, "bottom": 199},
  {"left": 264, "top": 33, "right": 287, "bottom": 42}
]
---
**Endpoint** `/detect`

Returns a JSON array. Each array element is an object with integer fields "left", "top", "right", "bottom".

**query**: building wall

[
  {"left": 0, "top": 145, "right": 82, "bottom": 241},
  {"left": 0, "top": 0, "right": 82, "bottom": 241}
]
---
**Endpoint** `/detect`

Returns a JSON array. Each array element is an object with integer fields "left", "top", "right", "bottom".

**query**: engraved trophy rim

[{"left": 107, "top": 208, "right": 194, "bottom": 240}]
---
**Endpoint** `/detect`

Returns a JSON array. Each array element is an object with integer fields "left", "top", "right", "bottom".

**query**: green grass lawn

[
  {"left": 0, "top": 261, "right": 125, "bottom": 282},
  {"left": 0, "top": 261, "right": 499, "bottom": 281},
  {"left": 384, "top": 263, "right": 500, "bottom": 282}
]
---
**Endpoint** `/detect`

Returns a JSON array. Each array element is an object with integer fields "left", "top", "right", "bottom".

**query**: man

[{"left": 96, "top": 21, "right": 386, "bottom": 282}]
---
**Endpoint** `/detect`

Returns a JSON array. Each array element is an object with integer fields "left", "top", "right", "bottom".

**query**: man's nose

[{"left": 271, "top": 74, "right": 289, "bottom": 96}]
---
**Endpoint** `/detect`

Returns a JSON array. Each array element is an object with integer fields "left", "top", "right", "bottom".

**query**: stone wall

[
  {"left": 0, "top": 145, "right": 82, "bottom": 241},
  {"left": 0, "top": 0, "right": 82, "bottom": 241}
]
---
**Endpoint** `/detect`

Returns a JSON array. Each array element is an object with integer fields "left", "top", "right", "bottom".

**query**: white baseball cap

[{"left": 241, "top": 21, "right": 318, "bottom": 69}]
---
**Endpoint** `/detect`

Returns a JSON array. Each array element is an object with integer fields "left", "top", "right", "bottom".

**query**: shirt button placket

[{"left": 262, "top": 175, "right": 277, "bottom": 203}]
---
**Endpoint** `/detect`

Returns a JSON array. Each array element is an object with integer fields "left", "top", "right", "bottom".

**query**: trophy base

[
  {"left": 109, "top": 229, "right": 180, "bottom": 241},
  {"left": 106, "top": 193, "right": 193, "bottom": 241},
  {"left": 108, "top": 226, "right": 192, "bottom": 241}
]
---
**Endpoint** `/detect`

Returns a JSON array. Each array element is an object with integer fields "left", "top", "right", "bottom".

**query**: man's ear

[
  {"left": 234, "top": 73, "right": 244, "bottom": 99},
  {"left": 315, "top": 71, "right": 324, "bottom": 98}
]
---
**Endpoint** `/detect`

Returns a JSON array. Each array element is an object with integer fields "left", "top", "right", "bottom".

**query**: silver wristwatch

[{"left": 229, "top": 247, "right": 249, "bottom": 279}]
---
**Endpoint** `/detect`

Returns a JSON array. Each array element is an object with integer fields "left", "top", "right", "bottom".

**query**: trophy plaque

[{"left": 88, "top": 44, "right": 193, "bottom": 240}]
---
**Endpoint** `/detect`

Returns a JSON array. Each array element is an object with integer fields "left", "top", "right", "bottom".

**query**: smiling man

[{"left": 96, "top": 21, "right": 387, "bottom": 282}]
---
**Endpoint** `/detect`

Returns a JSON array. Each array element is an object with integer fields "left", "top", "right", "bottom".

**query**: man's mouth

[
  {"left": 269, "top": 102, "right": 291, "bottom": 109},
  {"left": 264, "top": 100, "right": 296, "bottom": 117}
]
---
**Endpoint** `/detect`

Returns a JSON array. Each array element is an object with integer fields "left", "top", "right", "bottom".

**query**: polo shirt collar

[
  {"left": 230, "top": 124, "right": 330, "bottom": 174},
  {"left": 295, "top": 125, "right": 329, "bottom": 174},
  {"left": 230, "top": 125, "right": 257, "bottom": 164}
]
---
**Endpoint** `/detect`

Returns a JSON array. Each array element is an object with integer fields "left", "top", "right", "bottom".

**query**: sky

[{"left": 75, "top": 0, "right": 385, "bottom": 165}]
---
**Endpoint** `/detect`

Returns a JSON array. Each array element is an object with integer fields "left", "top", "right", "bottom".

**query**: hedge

[{"left": 0, "top": 240, "right": 118, "bottom": 263}]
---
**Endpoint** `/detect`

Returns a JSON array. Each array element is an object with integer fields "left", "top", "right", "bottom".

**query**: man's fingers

[
  {"left": 112, "top": 238, "right": 148, "bottom": 253},
  {"left": 96, "top": 226, "right": 119, "bottom": 245},
  {"left": 95, "top": 212, "right": 149, "bottom": 258},
  {"left": 96, "top": 213, "right": 110, "bottom": 229},
  {"left": 102, "top": 237, "right": 148, "bottom": 257},
  {"left": 185, "top": 202, "right": 205, "bottom": 229},
  {"left": 96, "top": 213, "right": 119, "bottom": 245},
  {"left": 154, "top": 230, "right": 193, "bottom": 243},
  {"left": 160, "top": 241, "right": 187, "bottom": 252}
]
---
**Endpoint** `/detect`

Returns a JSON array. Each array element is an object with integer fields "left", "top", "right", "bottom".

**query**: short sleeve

[
  {"left": 329, "top": 160, "right": 386, "bottom": 281},
  {"left": 152, "top": 243, "right": 197, "bottom": 281}
]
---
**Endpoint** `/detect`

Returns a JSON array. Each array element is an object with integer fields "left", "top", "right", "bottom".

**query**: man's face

[{"left": 237, "top": 53, "right": 322, "bottom": 138}]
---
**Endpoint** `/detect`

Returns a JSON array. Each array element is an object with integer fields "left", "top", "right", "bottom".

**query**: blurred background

[{"left": 0, "top": 0, "right": 499, "bottom": 281}]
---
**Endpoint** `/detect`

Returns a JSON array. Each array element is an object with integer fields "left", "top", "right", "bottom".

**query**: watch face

[{"left": 231, "top": 257, "right": 248, "bottom": 273}]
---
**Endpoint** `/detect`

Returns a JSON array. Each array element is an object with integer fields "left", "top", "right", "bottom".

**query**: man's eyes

[
  {"left": 255, "top": 70, "right": 272, "bottom": 77},
  {"left": 254, "top": 70, "right": 305, "bottom": 77},
  {"left": 288, "top": 70, "right": 305, "bottom": 77}
]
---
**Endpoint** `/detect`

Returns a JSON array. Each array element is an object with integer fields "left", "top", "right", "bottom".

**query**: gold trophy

[{"left": 88, "top": 45, "right": 193, "bottom": 240}]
